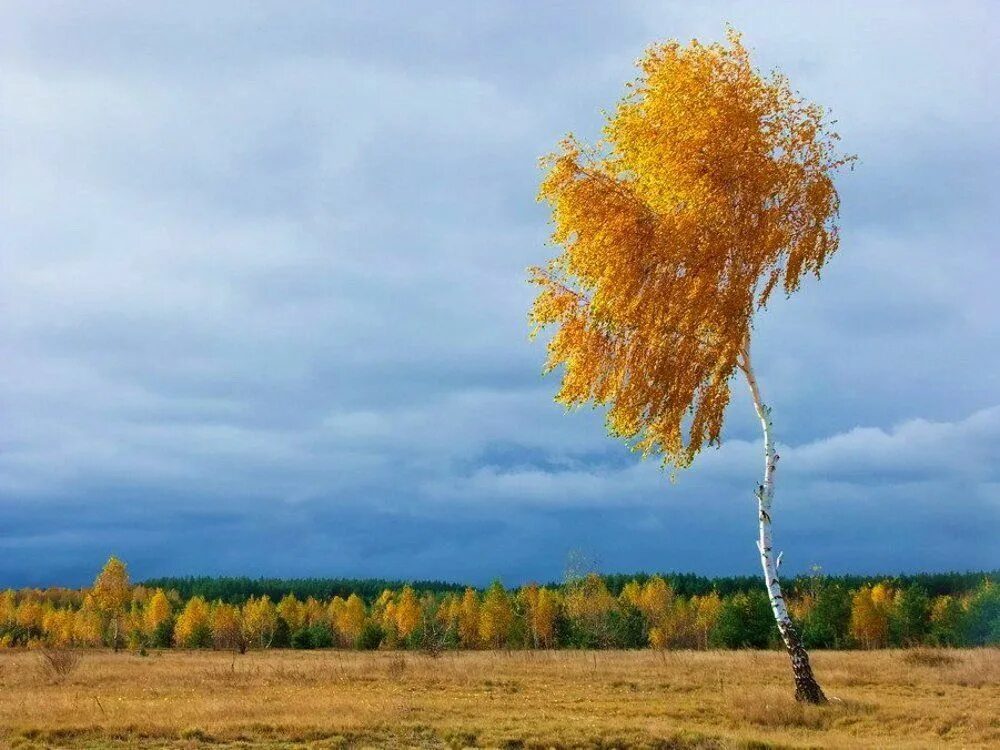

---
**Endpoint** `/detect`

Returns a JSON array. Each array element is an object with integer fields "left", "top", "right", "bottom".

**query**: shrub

[
  {"left": 928, "top": 596, "right": 964, "bottom": 646},
  {"left": 290, "top": 628, "right": 313, "bottom": 649},
  {"left": 357, "top": 622, "right": 384, "bottom": 651},
  {"left": 38, "top": 649, "right": 81, "bottom": 681},
  {"left": 270, "top": 618, "right": 291, "bottom": 648},
  {"left": 0, "top": 624, "right": 35, "bottom": 647},
  {"left": 711, "top": 590, "right": 777, "bottom": 649},
  {"left": 183, "top": 624, "right": 213, "bottom": 649},
  {"left": 889, "top": 585, "right": 931, "bottom": 646},
  {"left": 799, "top": 583, "right": 852, "bottom": 649},
  {"left": 309, "top": 624, "right": 333, "bottom": 649},
  {"left": 608, "top": 604, "right": 645, "bottom": 649},
  {"left": 963, "top": 582, "right": 1000, "bottom": 646},
  {"left": 151, "top": 619, "right": 175, "bottom": 649}
]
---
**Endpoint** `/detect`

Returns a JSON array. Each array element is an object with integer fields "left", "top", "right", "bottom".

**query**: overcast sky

[{"left": 1, "top": 2, "right": 997, "bottom": 588}]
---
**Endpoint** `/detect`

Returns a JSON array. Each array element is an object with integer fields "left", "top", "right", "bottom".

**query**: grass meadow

[{"left": 1, "top": 648, "right": 997, "bottom": 749}]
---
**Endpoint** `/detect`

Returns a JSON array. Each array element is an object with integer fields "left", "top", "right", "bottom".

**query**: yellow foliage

[
  {"left": 277, "top": 594, "right": 305, "bottom": 632},
  {"left": 850, "top": 583, "right": 893, "bottom": 648},
  {"left": 692, "top": 592, "right": 722, "bottom": 649},
  {"left": 788, "top": 593, "right": 815, "bottom": 623},
  {"left": 458, "top": 588, "right": 480, "bottom": 648},
  {"left": 565, "top": 574, "right": 616, "bottom": 623},
  {"left": 337, "top": 594, "right": 367, "bottom": 647},
  {"left": 619, "top": 581, "right": 642, "bottom": 609},
  {"left": 0, "top": 590, "right": 16, "bottom": 626},
  {"left": 381, "top": 602, "right": 397, "bottom": 636},
  {"left": 303, "top": 597, "right": 327, "bottom": 627},
  {"left": 72, "top": 606, "right": 104, "bottom": 646},
  {"left": 479, "top": 583, "right": 514, "bottom": 649},
  {"left": 638, "top": 578, "right": 700, "bottom": 648},
  {"left": 395, "top": 587, "right": 421, "bottom": 639},
  {"left": 241, "top": 596, "right": 278, "bottom": 649},
  {"left": 328, "top": 596, "right": 346, "bottom": 628},
  {"left": 144, "top": 589, "right": 172, "bottom": 636},
  {"left": 211, "top": 603, "right": 243, "bottom": 650},
  {"left": 520, "top": 584, "right": 559, "bottom": 649},
  {"left": 533, "top": 588, "right": 558, "bottom": 649},
  {"left": 649, "top": 627, "right": 666, "bottom": 649},
  {"left": 42, "top": 609, "right": 75, "bottom": 646},
  {"left": 91, "top": 556, "right": 132, "bottom": 614},
  {"left": 173, "top": 596, "right": 211, "bottom": 647},
  {"left": 565, "top": 574, "right": 617, "bottom": 646},
  {"left": 437, "top": 593, "right": 460, "bottom": 632},
  {"left": 15, "top": 600, "right": 44, "bottom": 630},
  {"left": 639, "top": 577, "right": 674, "bottom": 623},
  {"left": 531, "top": 29, "right": 852, "bottom": 468}
]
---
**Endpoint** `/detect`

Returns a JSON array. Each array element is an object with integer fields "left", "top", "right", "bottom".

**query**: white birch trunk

[{"left": 741, "top": 345, "right": 826, "bottom": 704}]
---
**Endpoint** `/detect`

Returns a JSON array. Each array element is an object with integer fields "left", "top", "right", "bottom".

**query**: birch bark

[{"left": 740, "top": 344, "right": 826, "bottom": 704}]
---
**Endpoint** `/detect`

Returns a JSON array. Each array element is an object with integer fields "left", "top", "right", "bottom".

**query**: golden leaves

[
  {"left": 92, "top": 556, "right": 132, "bottom": 614},
  {"left": 531, "top": 29, "right": 852, "bottom": 469}
]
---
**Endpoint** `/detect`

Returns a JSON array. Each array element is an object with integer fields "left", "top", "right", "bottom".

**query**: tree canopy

[{"left": 530, "top": 29, "right": 853, "bottom": 469}]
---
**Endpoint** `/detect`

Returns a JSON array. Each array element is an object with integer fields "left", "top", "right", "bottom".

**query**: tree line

[
  {"left": 141, "top": 569, "right": 994, "bottom": 603},
  {"left": 139, "top": 575, "right": 466, "bottom": 604},
  {"left": 1, "top": 558, "right": 997, "bottom": 652}
]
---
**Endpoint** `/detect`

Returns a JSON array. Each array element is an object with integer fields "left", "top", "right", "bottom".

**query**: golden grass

[{"left": 0, "top": 648, "right": 997, "bottom": 749}]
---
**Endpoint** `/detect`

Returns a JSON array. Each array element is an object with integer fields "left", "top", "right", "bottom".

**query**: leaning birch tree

[{"left": 529, "top": 30, "right": 852, "bottom": 703}]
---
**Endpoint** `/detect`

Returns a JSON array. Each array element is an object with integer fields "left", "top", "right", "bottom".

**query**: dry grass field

[{"left": 0, "top": 648, "right": 997, "bottom": 749}]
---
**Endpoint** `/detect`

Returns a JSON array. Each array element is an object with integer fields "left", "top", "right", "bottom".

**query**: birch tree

[
  {"left": 91, "top": 556, "right": 132, "bottom": 652},
  {"left": 529, "top": 29, "right": 852, "bottom": 703}
]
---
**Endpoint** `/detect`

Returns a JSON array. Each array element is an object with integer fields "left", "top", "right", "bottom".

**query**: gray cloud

[{"left": 0, "top": 1, "right": 997, "bottom": 586}]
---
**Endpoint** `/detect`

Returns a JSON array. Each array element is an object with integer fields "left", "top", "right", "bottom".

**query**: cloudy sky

[{"left": 2, "top": 2, "right": 997, "bottom": 587}]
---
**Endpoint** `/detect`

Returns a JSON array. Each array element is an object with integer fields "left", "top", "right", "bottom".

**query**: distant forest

[
  {"left": 4, "top": 561, "right": 998, "bottom": 652},
  {"left": 139, "top": 570, "right": 998, "bottom": 605}
]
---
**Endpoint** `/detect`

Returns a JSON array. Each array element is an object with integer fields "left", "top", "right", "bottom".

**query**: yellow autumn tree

[
  {"left": 395, "top": 586, "right": 422, "bottom": 642},
  {"left": 533, "top": 587, "right": 559, "bottom": 649},
  {"left": 639, "top": 576, "right": 675, "bottom": 648},
  {"left": 638, "top": 576, "right": 697, "bottom": 648},
  {"left": 125, "top": 600, "right": 145, "bottom": 651},
  {"left": 692, "top": 592, "right": 723, "bottom": 650},
  {"left": 850, "top": 583, "right": 893, "bottom": 648},
  {"left": 479, "top": 581, "right": 514, "bottom": 649},
  {"left": 15, "top": 598, "right": 44, "bottom": 632},
  {"left": 42, "top": 608, "right": 75, "bottom": 647},
  {"left": 619, "top": 581, "right": 643, "bottom": 610},
  {"left": 91, "top": 556, "right": 132, "bottom": 651},
  {"left": 0, "top": 590, "right": 15, "bottom": 631},
  {"left": 277, "top": 594, "right": 305, "bottom": 633},
  {"left": 144, "top": 589, "right": 173, "bottom": 647},
  {"left": 174, "top": 596, "right": 212, "bottom": 648},
  {"left": 530, "top": 28, "right": 852, "bottom": 703},
  {"left": 381, "top": 601, "right": 398, "bottom": 645},
  {"left": 211, "top": 602, "right": 244, "bottom": 651},
  {"left": 436, "top": 593, "right": 460, "bottom": 636},
  {"left": 328, "top": 597, "right": 346, "bottom": 638},
  {"left": 457, "top": 588, "right": 481, "bottom": 648},
  {"left": 519, "top": 584, "right": 558, "bottom": 649},
  {"left": 242, "top": 596, "right": 278, "bottom": 649},
  {"left": 73, "top": 595, "right": 104, "bottom": 646},
  {"left": 303, "top": 597, "right": 327, "bottom": 628},
  {"left": 787, "top": 592, "right": 816, "bottom": 625},
  {"left": 337, "top": 594, "right": 367, "bottom": 647},
  {"left": 372, "top": 589, "right": 396, "bottom": 644},
  {"left": 564, "top": 574, "right": 617, "bottom": 648}
]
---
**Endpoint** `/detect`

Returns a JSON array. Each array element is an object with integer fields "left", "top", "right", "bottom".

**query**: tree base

[
  {"left": 794, "top": 677, "right": 828, "bottom": 704},
  {"left": 790, "top": 639, "right": 827, "bottom": 704}
]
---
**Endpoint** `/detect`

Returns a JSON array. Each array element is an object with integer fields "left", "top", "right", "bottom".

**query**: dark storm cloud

[{"left": 1, "top": 1, "right": 997, "bottom": 586}]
